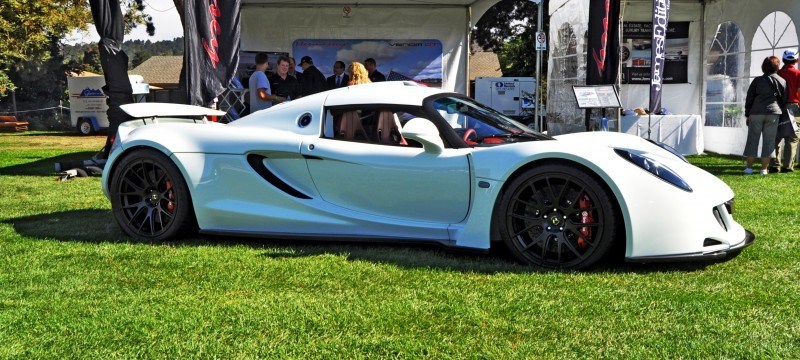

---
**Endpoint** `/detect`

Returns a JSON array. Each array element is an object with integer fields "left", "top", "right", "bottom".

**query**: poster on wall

[
  {"left": 620, "top": 21, "right": 689, "bottom": 84},
  {"left": 292, "top": 39, "right": 443, "bottom": 87}
]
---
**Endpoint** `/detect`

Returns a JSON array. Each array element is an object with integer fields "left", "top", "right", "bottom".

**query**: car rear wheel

[
  {"left": 110, "top": 149, "right": 195, "bottom": 241},
  {"left": 497, "top": 164, "right": 618, "bottom": 270}
]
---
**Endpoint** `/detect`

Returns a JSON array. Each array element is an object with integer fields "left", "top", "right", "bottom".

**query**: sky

[{"left": 65, "top": 0, "right": 184, "bottom": 44}]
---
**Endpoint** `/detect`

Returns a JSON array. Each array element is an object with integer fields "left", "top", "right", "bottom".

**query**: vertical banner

[
  {"left": 89, "top": 0, "right": 133, "bottom": 157},
  {"left": 184, "top": 0, "right": 242, "bottom": 106},
  {"left": 586, "top": 0, "right": 621, "bottom": 85},
  {"left": 650, "top": 0, "right": 671, "bottom": 113}
]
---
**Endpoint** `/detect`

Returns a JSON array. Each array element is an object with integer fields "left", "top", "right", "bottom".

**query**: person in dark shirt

[
  {"left": 298, "top": 56, "right": 327, "bottom": 97},
  {"left": 326, "top": 61, "right": 350, "bottom": 90},
  {"left": 364, "top": 58, "right": 385, "bottom": 82},
  {"left": 269, "top": 56, "right": 300, "bottom": 103}
]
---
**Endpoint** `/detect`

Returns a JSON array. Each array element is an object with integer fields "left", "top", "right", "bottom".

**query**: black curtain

[
  {"left": 89, "top": 0, "right": 133, "bottom": 157},
  {"left": 184, "top": 0, "right": 241, "bottom": 106},
  {"left": 586, "top": 0, "right": 621, "bottom": 85}
]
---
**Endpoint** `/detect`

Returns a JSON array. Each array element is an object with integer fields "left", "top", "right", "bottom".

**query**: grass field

[{"left": 1, "top": 132, "right": 798, "bottom": 358}]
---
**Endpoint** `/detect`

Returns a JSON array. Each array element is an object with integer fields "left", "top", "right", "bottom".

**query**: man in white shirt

[{"left": 248, "top": 52, "right": 283, "bottom": 113}]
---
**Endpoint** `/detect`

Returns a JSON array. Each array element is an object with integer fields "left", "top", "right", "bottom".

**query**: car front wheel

[
  {"left": 110, "top": 149, "right": 195, "bottom": 241},
  {"left": 497, "top": 164, "right": 618, "bottom": 270}
]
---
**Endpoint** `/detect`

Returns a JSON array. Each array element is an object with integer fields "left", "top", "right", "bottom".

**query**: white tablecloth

[{"left": 620, "top": 115, "right": 704, "bottom": 155}]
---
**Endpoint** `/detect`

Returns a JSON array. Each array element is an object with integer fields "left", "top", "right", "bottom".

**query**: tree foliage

[
  {"left": 472, "top": 0, "right": 549, "bottom": 78},
  {"left": 0, "top": 0, "right": 91, "bottom": 96},
  {"left": 0, "top": 0, "right": 156, "bottom": 98}
]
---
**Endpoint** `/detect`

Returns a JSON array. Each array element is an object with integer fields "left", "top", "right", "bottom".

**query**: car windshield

[{"left": 432, "top": 96, "right": 549, "bottom": 146}]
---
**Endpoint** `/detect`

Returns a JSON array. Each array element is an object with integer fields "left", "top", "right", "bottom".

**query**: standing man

[
  {"left": 298, "top": 56, "right": 327, "bottom": 97},
  {"left": 269, "top": 56, "right": 300, "bottom": 104},
  {"left": 775, "top": 49, "right": 800, "bottom": 172},
  {"left": 248, "top": 52, "right": 283, "bottom": 113},
  {"left": 364, "top": 58, "right": 386, "bottom": 82},
  {"left": 289, "top": 57, "right": 302, "bottom": 82},
  {"left": 326, "top": 61, "right": 350, "bottom": 90}
]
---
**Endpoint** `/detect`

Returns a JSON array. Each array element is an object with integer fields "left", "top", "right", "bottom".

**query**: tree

[
  {"left": 131, "top": 50, "right": 152, "bottom": 68},
  {"left": 0, "top": 0, "right": 91, "bottom": 96},
  {"left": 0, "top": 0, "right": 154, "bottom": 98},
  {"left": 472, "top": 0, "right": 549, "bottom": 77}
]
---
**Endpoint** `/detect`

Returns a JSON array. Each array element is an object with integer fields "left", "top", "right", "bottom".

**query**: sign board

[
  {"left": 572, "top": 85, "right": 622, "bottom": 109},
  {"left": 535, "top": 31, "right": 547, "bottom": 51}
]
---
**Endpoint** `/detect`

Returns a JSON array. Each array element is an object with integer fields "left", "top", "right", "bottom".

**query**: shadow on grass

[
  {"left": 0, "top": 151, "right": 99, "bottom": 176},
  {"left": 18, "top": 131, "right": 107, "bottom": 137},
  {"left": 5, "top": 209, "right": 716, "bottom": 274}
]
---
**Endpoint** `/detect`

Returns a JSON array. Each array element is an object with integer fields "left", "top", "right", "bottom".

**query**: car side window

[{"left": 324, "top": 108, "right": 411, "bottom": 147}]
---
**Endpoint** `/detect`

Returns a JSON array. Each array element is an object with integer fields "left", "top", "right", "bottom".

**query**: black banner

[
  {"left": 89, "top": 0, "right": 133, "bottom": 157},
  {"left": 184, "top": 0, "right": 242, "bottom": 106},
  {"left": 650, "top": 0, "right": 671, "bottom": 113},
  {"left": 586, "top": 0, "right": 621, "bottom": 85}
]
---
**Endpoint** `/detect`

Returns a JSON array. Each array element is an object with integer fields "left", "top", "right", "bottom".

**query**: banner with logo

[
  {"left": 184, "top": 0, "right": 242, "bottom": 106},
  {"left": 586, "top": 0, "right": 621, "bottom": 85},
  {"left": 620, "top": 21, "right": 687, "bottom": 86},
  {"left": 650, "top": 0, "right": 671, "bottom": 113},
  {"left": 292, "top": 39, "right": 443, "bottom": 87}
]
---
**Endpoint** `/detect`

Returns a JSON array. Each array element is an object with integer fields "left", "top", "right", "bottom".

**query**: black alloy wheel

[
  {"left": 110, "top": 149, "right": 195, "bottom": 241},
  {"left": 497, "top": 164, "right": 618, "bottom": 270}
]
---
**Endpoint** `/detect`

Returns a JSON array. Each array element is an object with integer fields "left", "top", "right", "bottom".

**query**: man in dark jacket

[
  {"left": 299, "top": 56, "right": 327, "bottom": 97},
  {"left": 326, "top": 61, "right": 350, "bottom": 90},
  {"left": 269, "top": 56, "right": 300, "bottom": 102}
]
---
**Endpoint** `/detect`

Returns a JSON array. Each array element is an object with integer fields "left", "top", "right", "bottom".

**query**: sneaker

[
  {"left": 780, "top": 167, "right": 795, "bottom": 173},
  {"left": 760, "top": 169, "right": 769, "bottom": 175},
  {"left": 743, "top": 168, "right": 753, "bottom": 175}
]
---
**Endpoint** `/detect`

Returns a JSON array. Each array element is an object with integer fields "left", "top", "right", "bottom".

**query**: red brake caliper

[
  {"left": 578, "top": 194, "right": 594, "bottom": 250},
  {"left": 166, "top": 179, "right": 175, "bottom": 213}
]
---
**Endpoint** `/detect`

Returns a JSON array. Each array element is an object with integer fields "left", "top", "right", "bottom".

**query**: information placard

[{"left": 572, "top": 85, "right": 622, "bottom": 109}]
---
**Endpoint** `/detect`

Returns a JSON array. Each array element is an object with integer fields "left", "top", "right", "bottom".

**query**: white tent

[
  {"left": 547, "top": 0, "right": 799, "bottom": 155},
  {"left": 239, "top": 0, "right": 501, "bottom": 94}
]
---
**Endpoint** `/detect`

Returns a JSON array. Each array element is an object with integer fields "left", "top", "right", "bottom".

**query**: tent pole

[{"left": 534, "top": 0, "right": 543, "bottom": 132}]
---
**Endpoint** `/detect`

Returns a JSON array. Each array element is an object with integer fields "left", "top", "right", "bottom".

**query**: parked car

[{"left": 102, "top": 82, "right": 754, "bottom": 270}]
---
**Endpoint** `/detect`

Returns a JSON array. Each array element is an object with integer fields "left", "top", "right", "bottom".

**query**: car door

[{"left": 301, "top": 137, "right": 471, "bottom": 225}]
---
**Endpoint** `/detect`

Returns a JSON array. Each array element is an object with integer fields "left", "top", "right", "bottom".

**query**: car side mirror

[{"left": 402, "top": 118, "right": 444, "bottom": 154}]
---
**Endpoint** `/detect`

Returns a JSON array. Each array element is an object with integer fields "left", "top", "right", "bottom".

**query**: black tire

[
  {"left": 496, "top": 163, "right": 618, "bottom": 270},
  {"left": 110, "top": 149, "right": 195, "bottom": 241},
  {"left": 77, "top": 118, "right": 95, "bottom": 135}
]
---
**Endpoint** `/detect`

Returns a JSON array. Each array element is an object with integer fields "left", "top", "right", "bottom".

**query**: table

[{"left": 620, "top": 114, "right": 704, "bottom": 155}]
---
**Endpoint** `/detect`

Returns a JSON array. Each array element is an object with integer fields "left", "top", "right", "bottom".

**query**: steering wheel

[{"left": 461, "top": 128, "right": 477, "bottom": 143}]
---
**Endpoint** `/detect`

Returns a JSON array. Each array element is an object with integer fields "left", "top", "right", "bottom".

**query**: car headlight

[
  {"left": 615, "top": 149, "right": 693, "bottom": 192},
  {"left": 647, "top": 139, "right": 688, "bottom": 163}
]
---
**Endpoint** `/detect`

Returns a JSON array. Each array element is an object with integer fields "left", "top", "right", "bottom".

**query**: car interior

[{"left": 325, "top": 108, "right": 417, "bottom": 147}]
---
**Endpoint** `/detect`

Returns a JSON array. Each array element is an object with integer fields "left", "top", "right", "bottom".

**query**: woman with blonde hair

[{"left": 348, "top": 62, "right": 372, "bottom": 86}]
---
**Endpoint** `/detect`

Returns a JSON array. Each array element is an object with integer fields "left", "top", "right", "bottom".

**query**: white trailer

[
  {"left": 67, "top": 74, "right": 150, "bottom": 135},
  {"left": 474, "top": 77, "right": 536, "bottom": 118}
]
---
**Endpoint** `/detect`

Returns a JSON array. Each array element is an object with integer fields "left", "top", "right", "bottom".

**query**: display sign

[
  {"left": 293, "top": 39, "right": 443, "bottom": 87},
  {"left": 535, "top": 31, "right": 547, "bottom": 51},
  {"left": 572, "top": 85, "right": 623, "bottom": 109},
  {"left": 620, "top": 21, "right": 689, "bottom": 84}
]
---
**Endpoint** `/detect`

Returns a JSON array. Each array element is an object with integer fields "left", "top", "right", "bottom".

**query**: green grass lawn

[{"left": 1, "top": 132, "right": 798, "bottom": 358}]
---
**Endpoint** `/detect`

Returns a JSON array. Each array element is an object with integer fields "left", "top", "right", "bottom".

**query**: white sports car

[{"left": 101, "top": 82, "right": 753, "bottom": 269}]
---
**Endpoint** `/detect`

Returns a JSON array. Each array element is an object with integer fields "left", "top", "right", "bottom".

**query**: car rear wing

[{"left": 120, "top": 103, "right": 227, "bottom": 124}]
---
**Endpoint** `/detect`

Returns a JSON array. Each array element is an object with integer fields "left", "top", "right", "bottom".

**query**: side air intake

[{"left": 246, "top": 154, "right": 312, "bottom": 199}]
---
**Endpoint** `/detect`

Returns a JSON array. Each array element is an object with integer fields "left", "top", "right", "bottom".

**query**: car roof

[{"left": 324, "top": 81, "right": 446, "bottom": 107}]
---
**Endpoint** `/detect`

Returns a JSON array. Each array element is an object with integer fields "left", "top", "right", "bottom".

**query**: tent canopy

[{"left": 238, "top": 0, "right": 500, "bottom": 93}]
